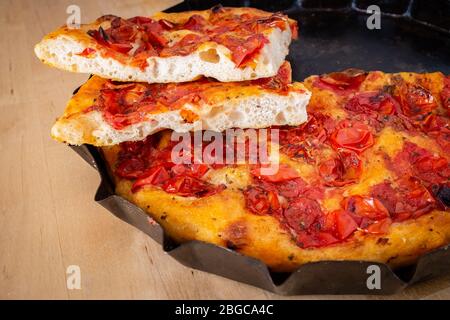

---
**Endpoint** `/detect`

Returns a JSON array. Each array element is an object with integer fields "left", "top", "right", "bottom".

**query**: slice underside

[
  {"left": 51, "top": 62, "right": 310, "bottom": 146},
  {"left": 34, "top": 6, "right": 297, "bottom": 83}
]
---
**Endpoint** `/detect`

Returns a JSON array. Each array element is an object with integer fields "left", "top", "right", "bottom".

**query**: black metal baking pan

[{"left": 71, "top": 0, "right": 450, "bottom": 295}]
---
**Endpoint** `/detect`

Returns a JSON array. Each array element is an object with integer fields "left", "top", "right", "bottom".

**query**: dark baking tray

[{"left": 71, "top": 0, "right": 450, "bottom": 295}]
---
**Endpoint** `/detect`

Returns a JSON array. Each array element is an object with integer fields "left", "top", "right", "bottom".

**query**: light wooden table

[{"left": 1, "top": 0, "right": 449, "bottom": 300}]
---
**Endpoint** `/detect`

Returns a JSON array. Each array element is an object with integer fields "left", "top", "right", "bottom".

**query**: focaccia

[
  {"left": 102, "top": 70, "right": 450, "bottom": 272},
  {"left": 51, "top": 62, "right": 310, "bottom": 146},
  {"left": 35, "top": 6, "right": 297, "bottom": 83}
]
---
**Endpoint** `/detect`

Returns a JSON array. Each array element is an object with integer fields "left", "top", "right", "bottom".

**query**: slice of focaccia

[
  {"left": 51, "top": 62, "right": 310, "bottom": 146},
  {"left": 35, "top": 6, "right": 298, "bottom": 83}
]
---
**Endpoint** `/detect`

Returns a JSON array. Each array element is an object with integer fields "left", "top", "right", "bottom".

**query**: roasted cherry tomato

[
  {"left": 284, "top": 198, "right": 323, "bottom": 233},
  {"left": 343, "top": 195, "right": 389, "bottom": 220},
  {"left": 345, "top": 91, "right": 398, "bottom": 115},
  {"left": 243, "top": 186, "right": 272, "bottom": 215},
  {"left": 314, "top": 69, "right": 367, "bottom": 94},
  {"left": 163, "top": 175, "right": 221, "bottom": 197},
  {"left": 131, "top": 166, "right": 170, "bottom": 192},
  {"left": 330, "top": 121, "right": 374, "bottom": 153},
  {"left": 325, "top": 210, "right": 359, "bottom": 240},
  {"left": 319, "top": 150, "right": 362, "bottom": 187},
  {"left": 397, "top": 83, "right": 438, "bottom": 117},
  {"left": 116, "top": 158, "right": 146, "bottom": 179},
  {"left": 371, "top": 178, "right": 436, "bottom": 221}
]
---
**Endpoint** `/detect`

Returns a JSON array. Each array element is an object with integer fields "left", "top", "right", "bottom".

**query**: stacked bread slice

[{"left": 35, "top": 6, "right": 310, "bottom": 146}]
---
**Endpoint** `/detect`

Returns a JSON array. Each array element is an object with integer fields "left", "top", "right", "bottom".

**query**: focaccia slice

[
  {"left": 35, "top": 6, "right": 297, "bottom": 83},
  {"left": 51, "top": 62, "right": 310, "bottom": 146}
]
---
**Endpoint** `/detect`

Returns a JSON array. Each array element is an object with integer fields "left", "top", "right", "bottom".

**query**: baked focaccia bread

[
  {"left": 101, "top": 70, "right": 450, "bottom": 272},
  {"left": 34, "top": 6, "right": 297, "bottom": 83},
  {"left": 51, "top": 62, "right": 310, "bottom": 146}
]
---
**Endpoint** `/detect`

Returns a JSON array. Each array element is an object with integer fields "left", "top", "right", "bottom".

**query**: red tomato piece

[
  {"left": 365, "top": 218, "right": 392, "bottom": 234},
  {"left": 330, "top": 121, "right": 374, "bottom": 153},
  {"left": 250, "top": 164, "right": 299, "bottom": 183},
  {"left": 163, "top": 176, "right": 220, "bottom": 197},
  {"left": 392, "top": 142, "right": 450, "bottom": 186},
  {"left": 215, "top": 34, "right": 268, "bottom": 67},
  {"left": 110, "top": 22, "right": 137, "bottom": 42},
  {"left": 116, "top": 158, "right": 147, "bottom": 179},
  {"left": 143, "top": 21, "right": 168, "bottom": 47},
  {"left": 181, "top": 14, "right": 207, "bottom": 31},
  {"left": 314, "top": 69, "right": 367, "bottom": 94},
  {"left": 343, "top": 195, "right": 390, "bottom": 220},
  {"left": 131, "top": 166, "right": 170, "bottom": 192},
  {"left": 284, "top": 198, "right": 323, "bottom": 234},
  {"left": 158, "top": 19, "right": 174, "bottom": 30},
  {"left": 252, "top": 62, "right": 292, "bottom": 90},
  {"left": 128, "top": 16, "right": 154, "bottom": 25},
  {"left": 76, "top": 47, "right": 96, "bottom": 57},
  {"left": 397, "top": 83, "right": 438, "bottom": 117},
  {"left": 108, "top": 42, "right": 133, "bottom": 54},
  {"left": 319, "top": 150, "right": 362, "bottom": 187},
  {"left": 345, "top": 91, "right": 398, "bottom": 115},
  {"left": 160, "top": 34, "right": 205, "bottom": 57},
  {"left": 371, "top": 178, "right": 436, "bottom": 221},
  {"left": 243, "top": 186, "right": 271, "bottom": 215},
  {"left": 333, "top": 210, "right": 359, "bottom": 240},
  {"left": 296, "top": 231, "right": 339, "bottom": 249}
]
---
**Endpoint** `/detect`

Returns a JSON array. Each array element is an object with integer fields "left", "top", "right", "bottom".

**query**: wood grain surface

[{"left": 1, "top": 0, "right": 449, "bottom": 299}]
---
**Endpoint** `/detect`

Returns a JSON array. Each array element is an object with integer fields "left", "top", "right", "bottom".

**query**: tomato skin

[
  {"left": 160, "top": 34, "right": 206, "bottom": 57},
  {"left": 371, "top": 178, "right": 436, "bottom": 221},
  {"left": 158, "top": 19, "right": 174, "bottom": 30},
  {"left": 284, "top": 198, "right": 323, "bottom": 233},
  {"left": 214, "top": 33, "right": 268, "bottom": 67},
  {"left": 365, "top": 218, "right": 392, "bottom": 234},
  {"left": 252, "top": 62, "right": 292, "bottom": 91},
  {"left": 115, "top": 136, "right": 223, "bottom": 197},
  {"left": 163, "top": 176, "right": 220, "bottom": 197},
  {"left": 116, "top": 158, "right": 146, "bottom": 179},
  {"left": 319, "top": 150, "right": 362, "bottom": 187},
  {"left": 278, "top": 112, "right": 333, "bottom": 160},
  {"left": 297, "top": 231, "right": 339, "bottom": 248},
  {"left": 131, "top": 166, "right": 170, "bottom": 192},
  {"left": 108, "top": 42, "right": 133, "bottom": 54},
  {"left": 343, "top": 196, "right": 389, "bottom": 220},
  {"left": 345, "top": 91, "right": 398, "bottom": 115},
  {"left": 180, "top": 14, "right": 207, "bottom": 31},
  {"left": 391, "top": 142, "right": 450, "bottom": 187},
  {"left": 313, "top": 69, "right": 367, "bottom": 94},
  {"left": 250, "top": 164, "right": 299, "bottom": 183},
  {"left": 397, "top": 84, "right": 438, "bottom": 117},
  {"left": 243, "top": 186, "right": 271, "bottom": 215},
  {"left": 330, "top": 121, "right": 374, "bottom": 153},
  {"left": 333, "top": 210, "right": 359, "bottom": 239},
  {"left": 76, "top": 47, "right": 96, "bottom": 57}
]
